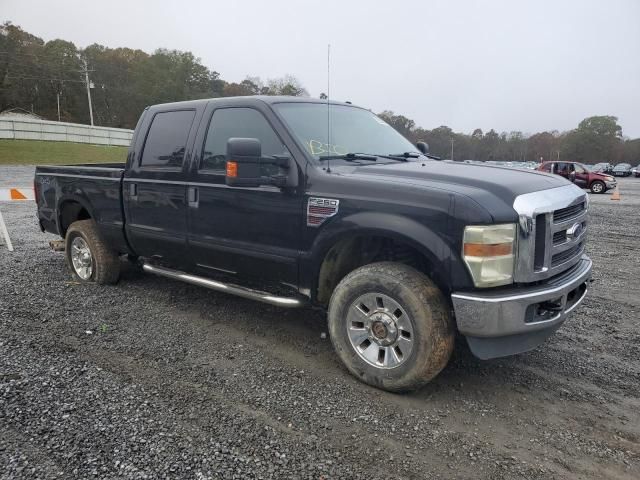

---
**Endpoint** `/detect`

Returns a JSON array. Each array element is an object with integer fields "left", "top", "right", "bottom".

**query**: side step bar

[{"left": 142, "top": 263, "right": 306, "bottom": 308}]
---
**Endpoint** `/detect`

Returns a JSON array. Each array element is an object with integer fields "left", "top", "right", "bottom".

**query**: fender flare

[
  {"left": 304, "top": 211, "right": 460, "bottom": 301},
  {"left": 56, "top": 194, "right": 96, "bottom": 236}
]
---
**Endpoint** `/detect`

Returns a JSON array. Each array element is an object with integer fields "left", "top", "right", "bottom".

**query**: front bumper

[
  {"left": 451, "top": 255, "right": 592, "bottom": 359},
  {"left": 605, "top": 180, "right": 617, "bottom": 189}
]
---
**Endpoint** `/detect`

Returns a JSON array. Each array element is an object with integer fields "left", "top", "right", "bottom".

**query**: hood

[
  {"left": 352, "top": 161, "right": 567, "bottom": 199},
  {"left": 332, "top": 160, "right": 576, "bottom": 223},
  {"left": 592, "top": 171, "right": 611, "bottom": 179}
]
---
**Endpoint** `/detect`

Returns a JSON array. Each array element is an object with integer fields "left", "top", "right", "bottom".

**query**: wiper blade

[
  {"left": 389, "top": 152, "right": 421, "bottom": 159},
  {"left": 318, "top": 153, "right": 378, "bottom": 162},
  {"left": 389, "top": 152, "right": 442, "bottom": 161}
]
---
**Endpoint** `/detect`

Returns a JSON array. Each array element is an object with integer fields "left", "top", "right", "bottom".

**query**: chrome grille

[
  {"left": 553, "top": 202, "right": 585, "bottom": 223},
  {"left": 551, "top": 241, "right": 584, "bottom": 267},
  {"left": 513, "top": 185, "right": 588, "bottom": 283},
  {"left": 552, "top": 230, "right": 567, "bottom": 245}
]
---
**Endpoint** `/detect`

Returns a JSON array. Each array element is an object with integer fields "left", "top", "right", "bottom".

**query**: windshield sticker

[{"left": 307, "top": 139, "right": 348, "bottom": 156}]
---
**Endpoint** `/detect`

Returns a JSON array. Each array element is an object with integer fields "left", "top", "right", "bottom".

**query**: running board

[{"left": 141, "top": 263, "right": 306, "bottom": 308}]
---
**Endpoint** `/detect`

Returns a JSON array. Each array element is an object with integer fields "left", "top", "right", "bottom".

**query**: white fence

[{"left": 0, "top": 117, "right": 133, "bottom": 147}]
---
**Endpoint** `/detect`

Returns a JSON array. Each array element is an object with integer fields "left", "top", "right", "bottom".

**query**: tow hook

[{"left": 538, "top": 299, "right": 563, "bottom": 314}]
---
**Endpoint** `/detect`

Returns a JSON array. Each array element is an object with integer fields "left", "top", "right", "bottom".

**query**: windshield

[{"left": 273, "top": 103, "right": 419, "bottom": 161}]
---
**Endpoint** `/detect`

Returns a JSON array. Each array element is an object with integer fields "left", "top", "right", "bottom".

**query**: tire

[
  {"left": 328, "top": 262, "right": 454, "bottom": 392},
  {"left": 65, "top": 219, "right": 120, "bottom": 284},
  {"left": 590, "top": 180, "right": 605, "bottom": 194}
]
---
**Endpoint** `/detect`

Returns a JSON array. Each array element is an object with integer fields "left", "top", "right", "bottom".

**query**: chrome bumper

[
  {"left": 606, "top": 180, "right": 617, "bottom": 189},
  {"left": 451, "top": 255, "right": 592, "bottom": 359}
]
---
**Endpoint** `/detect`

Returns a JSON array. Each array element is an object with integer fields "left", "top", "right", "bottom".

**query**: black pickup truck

[{"left": 35, "top": 97, "right": 592, "bottom": 392}]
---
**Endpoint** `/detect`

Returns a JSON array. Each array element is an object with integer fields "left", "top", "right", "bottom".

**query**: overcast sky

[{"left": 4, "top": 0, "right": 640, "bottom": 137}]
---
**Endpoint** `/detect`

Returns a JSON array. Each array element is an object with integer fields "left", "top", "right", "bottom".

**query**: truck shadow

[{"left": 119, "top": 260, "right": 534, "bottom": 397}]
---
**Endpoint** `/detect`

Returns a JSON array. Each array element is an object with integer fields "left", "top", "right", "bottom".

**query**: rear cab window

[{"left": 140, "top": 110, "right": 196, "bottom": 168}]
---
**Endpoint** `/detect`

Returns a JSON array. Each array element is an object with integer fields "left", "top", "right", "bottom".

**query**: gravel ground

[{"left": 1, "top": 166, "right": 639, "bottom": 479}]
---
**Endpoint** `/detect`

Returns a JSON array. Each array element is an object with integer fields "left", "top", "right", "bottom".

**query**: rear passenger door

[
  {"left": 124, "top": 109, "right": 198, "bottom": 267},
  {"left": 553, "top": 162, "right": 571, "bottom": 180},
  {"left": 187, "top": 105, "right": 303, "bottom": 287}
]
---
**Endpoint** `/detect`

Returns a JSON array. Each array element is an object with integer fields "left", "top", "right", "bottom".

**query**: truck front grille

[
  {"left": 513, "top": 186, "right": 588, "bottom": 283},
  {"left": 553, "top": 202, "right": 585, "bottom": 223},
  {"left": 551, "top": 241, "right": 584, "bottom": 267},
  {"left": 552, "top": 230, "right": 567, "bottom": 245}
]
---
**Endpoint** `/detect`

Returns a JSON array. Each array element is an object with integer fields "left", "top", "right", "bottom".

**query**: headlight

[
  {"left": 463, "top": 224, "right": 516, "bottom": 287},
  {"left": 605, "top": 176, "right": 614, "bottom": 181}
]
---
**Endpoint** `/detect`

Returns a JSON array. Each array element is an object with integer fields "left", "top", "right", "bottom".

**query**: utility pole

[
  {"left": 56, "top": 92, "right": 61, "bottom": 122},
  {"left": 450, "top": 138, "right": 454, "bottom": 161},
  {"left": 81, "top": 58, "right": 94, "bottom": 126}
]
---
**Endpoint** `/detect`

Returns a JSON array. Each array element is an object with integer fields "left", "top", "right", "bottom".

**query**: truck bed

[
  {"left": 35, "top": 162, "right": 129, "bottom": 253},
  {"left": 36, "top": 162, "right": 126, "bottom": 178}
]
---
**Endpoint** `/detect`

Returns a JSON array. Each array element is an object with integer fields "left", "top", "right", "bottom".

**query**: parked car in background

[
  {"left": 592, "top": 162, "right": 613, "bottom": 173},
  {"left": 633, "top": 165, "right": 640, "bottom": 177},
  {"left": 612, "top": 163, "right": 632, "bottom": 177},
  {"left": 538, "top": 161, "right": 617, "bottom": 194}
]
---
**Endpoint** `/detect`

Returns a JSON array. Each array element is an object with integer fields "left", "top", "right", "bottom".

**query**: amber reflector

[
  {"left": 463, "top": 243, "right": 512, "bottom": 257},
  {"left": 226, "top": 161, "right": 238, "bottom": 177}
]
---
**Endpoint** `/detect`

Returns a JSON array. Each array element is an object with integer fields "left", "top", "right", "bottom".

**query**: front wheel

[
  {"left": 590, "top": 180, "right": 606, "bottom": 194},
  {"left": 328, "top": 262, "right": 454, "bottom": 392},
  {"left": 65, "top": 220, "right": 120, "bottom": 284}
]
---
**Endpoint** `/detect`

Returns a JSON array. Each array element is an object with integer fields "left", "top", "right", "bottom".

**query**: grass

[{"left": 0, "top": 139, "right": 127, "bottom": 165}]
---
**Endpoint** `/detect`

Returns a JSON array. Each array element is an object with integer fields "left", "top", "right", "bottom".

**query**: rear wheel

[
  {"left": 65, "top": 220, "right": 120, "bottom": 284},
  {"left": 328, "top": 262, "right": 454, "bottom": 392},
  {"left": 590, "top": 180, "right": 605, "bottom": 194}
]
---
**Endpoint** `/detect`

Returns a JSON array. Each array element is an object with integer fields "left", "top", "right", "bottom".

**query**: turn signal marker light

[
  {"left": 463, "top": 242, "right": 513, "bottom": 257},
  {"left": 226, "top": 161, "right": 238, "bottom": 177}
]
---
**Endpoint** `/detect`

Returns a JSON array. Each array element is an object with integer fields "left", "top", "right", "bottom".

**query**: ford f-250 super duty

[{"left": 35, "top": 96, "right": 592, "bottom": 392}]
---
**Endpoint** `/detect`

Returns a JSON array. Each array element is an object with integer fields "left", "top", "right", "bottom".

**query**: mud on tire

[
  {"left": 328, "top": 262, "right": 454, "bottom": 392},
  {"left": 65, "top": 219, "right": 120, "bottom": 284}
]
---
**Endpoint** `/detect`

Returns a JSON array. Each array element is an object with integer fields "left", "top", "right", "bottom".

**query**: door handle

[
  {"left": 129, "top": 183, "right": 137, "bottom": 198},
  {"left": 187, "top": 186, "right": 199, "bottom": 207}
]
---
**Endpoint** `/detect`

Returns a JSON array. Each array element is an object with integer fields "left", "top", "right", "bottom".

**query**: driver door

[
  {"left": 186, "top": 106, "right": 304, "bottom": 288},
  {"left": 573, "top": 164, "right": 588, "bottom": 188}
]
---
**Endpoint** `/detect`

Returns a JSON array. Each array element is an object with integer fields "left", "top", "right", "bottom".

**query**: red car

[{"left": 537, "top": 161, "right": 617, "bottom": 194}]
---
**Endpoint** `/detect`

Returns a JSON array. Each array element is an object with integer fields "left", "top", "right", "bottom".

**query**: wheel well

[
  {"left": 316, "top": 235, "right": 441, "bottom": 306},
  {"left": 59, "top": 201, "right": 91, "bottom": 237}
]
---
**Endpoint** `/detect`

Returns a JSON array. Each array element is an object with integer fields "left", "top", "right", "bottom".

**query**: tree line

[
  {"left": 1, "top": 22, "right": 638, "bottom": 165},
  {"left": 379, "top": 111, "right": 639, "bottom": 165},
  {"left": 0, "top": 22, "right": 307, "bottom": 129}
]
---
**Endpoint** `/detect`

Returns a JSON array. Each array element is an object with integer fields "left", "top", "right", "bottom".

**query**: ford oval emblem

[{"left": 566, "top": 222, "right": 583, "bottom": 240}]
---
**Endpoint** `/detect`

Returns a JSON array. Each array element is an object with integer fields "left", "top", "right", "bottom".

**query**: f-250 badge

[{"left": 307, "top": 197, "right": 339, "bottom": 227}]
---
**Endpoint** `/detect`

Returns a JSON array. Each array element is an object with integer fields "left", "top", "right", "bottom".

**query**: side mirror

[
  {"left": 416, "top": 141, "right": 429, "bottom": 154},
  {"left": 225, "top": 137, "right": 298, "bottom": 189},
  {"left": 226, "top": 138, "right": 263, "bottom": 187}
]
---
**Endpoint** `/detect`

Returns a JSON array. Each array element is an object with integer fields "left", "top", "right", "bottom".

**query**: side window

[
  {"left": 554, "top": 162, "right": 569, "bottom": 174},
  {"left": 140, "top": 110, "right": 195, "bottom": 168},
  {"left": 541, "top": 163, "right": 551, "bottom": 172},
  {"left": 574, "top": 164, "right": 585, "bottom": 174},
  {"left": 201, "top": 108, "right": 289, "bottom": 175}
]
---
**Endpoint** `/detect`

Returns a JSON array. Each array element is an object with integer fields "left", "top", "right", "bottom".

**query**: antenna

[{"left": 326, "top": 43, "right": 331, "bottom": 173}]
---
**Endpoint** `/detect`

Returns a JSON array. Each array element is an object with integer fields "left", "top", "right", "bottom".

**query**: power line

[{"left": 4, "top": 74, "right": 85, "bottom": 83}]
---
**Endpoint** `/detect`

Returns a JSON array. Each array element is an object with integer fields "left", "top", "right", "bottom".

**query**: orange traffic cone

[{"left": 611, "top": 187, "right": 621, "bottom": 201}]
